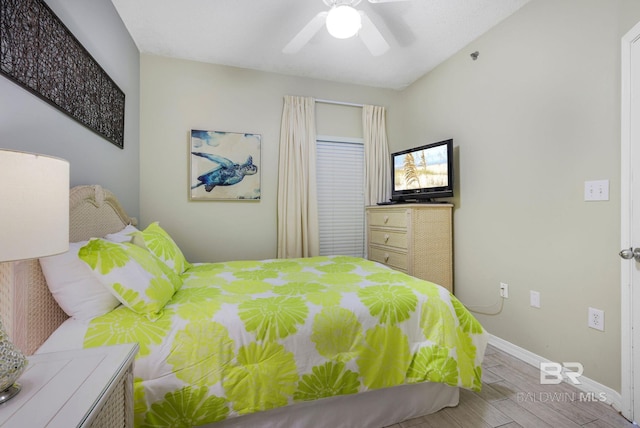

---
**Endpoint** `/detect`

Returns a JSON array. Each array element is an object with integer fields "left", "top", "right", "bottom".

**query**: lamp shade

[
  {"left": 326, "top": 5, "right": 362, "bottom": 39},
  {"left": 0, "top": 149, "right": 69, "bottom": 262}
]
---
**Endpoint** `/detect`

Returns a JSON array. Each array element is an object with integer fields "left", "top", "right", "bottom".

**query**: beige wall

[
  {"left": 6, "top": 0, "right": 637, "bottom": 403},
  {"left": 139, "top": 55, "right": 398, "bottom": 263},
  {"left": 139, "top": 0, "right": 640, "bottom": 392},
  {"left": 392, "top": 0, "right": 640, "bottom": 391}
]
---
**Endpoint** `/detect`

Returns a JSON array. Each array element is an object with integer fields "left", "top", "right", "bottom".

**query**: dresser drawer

[
  {"left": 368, "top": 246, "right": 408, "bottom": 271},
  {"left": 369, "top": 229, "right": 408, "bottom": 249},
  {"left": 368, "top": 209, "right": 408, "bottom": 228}
]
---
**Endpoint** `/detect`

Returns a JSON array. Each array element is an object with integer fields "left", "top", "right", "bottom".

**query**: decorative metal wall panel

[{"left": 0, "top": 0, "right": 125, "bottom": 148}]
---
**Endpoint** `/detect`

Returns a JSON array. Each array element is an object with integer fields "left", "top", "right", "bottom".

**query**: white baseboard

[{"left": 487, "top": 334, "right": 622, "bottom": 412}]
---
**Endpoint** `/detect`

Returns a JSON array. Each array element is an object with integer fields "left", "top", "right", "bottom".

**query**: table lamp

[{"left": 0, "top": 149, "right": 69, "bottom": 404}]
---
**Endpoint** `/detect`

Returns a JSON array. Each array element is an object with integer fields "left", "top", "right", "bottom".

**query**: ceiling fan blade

[
  {"left": 364, "top": 1, "right": 415, "bottom": 47},
  {"left": 358, "top": 11, "right": 390, "bottom": 56},
  {"left": 283, "top": 12, "right": 328, "bottom": 54}
]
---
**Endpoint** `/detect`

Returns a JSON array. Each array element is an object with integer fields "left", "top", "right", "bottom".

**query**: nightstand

[{"left": 0, "top": 343, "right": 138, "bottom": 427}]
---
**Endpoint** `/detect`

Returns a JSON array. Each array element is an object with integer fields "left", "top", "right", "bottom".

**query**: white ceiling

[{"left": 110, "top": 0, "right": 531, "bottom": 90}]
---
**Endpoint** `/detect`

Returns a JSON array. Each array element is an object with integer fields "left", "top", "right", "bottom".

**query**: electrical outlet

[
  {"left": 584, "top": 180, "right": 609, "bottom": 201},
  {"left": 588, "top": 307, "right": 605, "bottom": 331},
  {"left": 530, "top": 290, "right": 541, "bottom": 308},
  {"left": 499, "top": 282, "right": 509, "bottom": 298}
]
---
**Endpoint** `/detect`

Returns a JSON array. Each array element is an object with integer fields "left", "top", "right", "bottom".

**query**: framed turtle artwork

[{"left": 189, "top": 130, "right": 261, "bottom": 201}]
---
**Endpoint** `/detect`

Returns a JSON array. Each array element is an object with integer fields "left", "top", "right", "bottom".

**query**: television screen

[{"left": 391, "top": 139, "right": 453, "bottom": 202}]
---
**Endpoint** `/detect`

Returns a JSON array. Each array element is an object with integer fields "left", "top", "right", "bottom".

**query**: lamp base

[
  {"left": 0, "top": 319, "right": 27, "bottom": 406},
  {"left": 0, "top": 382, "right": 20, "bottom": 404}
]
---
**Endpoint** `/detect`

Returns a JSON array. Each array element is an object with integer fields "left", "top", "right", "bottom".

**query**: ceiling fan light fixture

[{"left": 326, "top": 5, "right": 362, "bottom": 39}]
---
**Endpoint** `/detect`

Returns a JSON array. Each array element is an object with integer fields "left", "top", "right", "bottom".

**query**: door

[{"left": 620, "top": 20, "right": 640, "bottom": 423}]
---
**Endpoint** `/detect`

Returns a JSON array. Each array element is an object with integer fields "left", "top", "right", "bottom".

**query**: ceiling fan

[{"left": 283, "top": 0, "right": 408, "bottom": 57}]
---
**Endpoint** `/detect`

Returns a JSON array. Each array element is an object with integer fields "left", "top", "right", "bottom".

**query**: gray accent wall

[{"left": 0, "top": 0, "right": 140, "bottom": 218}]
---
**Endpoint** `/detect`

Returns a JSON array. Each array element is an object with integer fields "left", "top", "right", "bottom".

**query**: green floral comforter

[{"left": 82, "top": 256, "right": 487, "bottom": 427}]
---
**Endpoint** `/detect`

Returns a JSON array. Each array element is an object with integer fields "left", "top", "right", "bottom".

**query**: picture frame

[{"left": 189, "top": 130, "right": 261, "bottom": 201}]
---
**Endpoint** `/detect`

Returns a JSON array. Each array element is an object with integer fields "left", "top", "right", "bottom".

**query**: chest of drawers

[{"left": 366, "top": 204, "right": 453, "bottom": 292}]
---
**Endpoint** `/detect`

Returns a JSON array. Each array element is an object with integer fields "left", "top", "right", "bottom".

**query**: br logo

[{"left": 539, "top": 362, "right": 584, "bottom": 385}]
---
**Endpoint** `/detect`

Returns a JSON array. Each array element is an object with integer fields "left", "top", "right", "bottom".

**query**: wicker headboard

[{"left": 0, "top": 185, "right": 137, "bottom": 355}]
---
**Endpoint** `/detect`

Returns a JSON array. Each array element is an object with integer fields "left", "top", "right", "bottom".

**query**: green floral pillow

[
  {"left": 132, "top": 222, "right": 190, "bottom": 274},
  {"left": 78, "top": 238, "right": 182, "bottom": 320}
]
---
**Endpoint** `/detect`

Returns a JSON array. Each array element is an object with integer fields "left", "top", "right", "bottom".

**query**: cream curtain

[
  {"left": 277, "top": 96, "right": 319, "bottom": 259},
  {"left": 363, "top": 104, "right": 391, "bottom": 205}
]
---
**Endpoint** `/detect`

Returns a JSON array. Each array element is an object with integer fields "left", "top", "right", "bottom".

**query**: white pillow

[
  {"left": 104, "top": 224, "right": 139, "bottom": 243},
  {"left": 39, "top": 241, "right": 121, "bottom": 321}
]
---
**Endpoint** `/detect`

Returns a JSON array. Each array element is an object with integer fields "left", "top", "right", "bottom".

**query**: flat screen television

[{"left": 391, "top": 139, "right": 454, "bottom": 203}]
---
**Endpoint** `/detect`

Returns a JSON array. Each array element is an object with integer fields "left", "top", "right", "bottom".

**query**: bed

[{"left": 0, "top": 185, "right": 487, "bottom": 428}]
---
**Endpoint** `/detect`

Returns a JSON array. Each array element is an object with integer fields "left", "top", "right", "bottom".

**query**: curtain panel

[
  {"left": 363, "top": 104, "right": 391, "bottom": 205},
  {"left": 277, "top": 96, "right": 319, "bottom": 259}
]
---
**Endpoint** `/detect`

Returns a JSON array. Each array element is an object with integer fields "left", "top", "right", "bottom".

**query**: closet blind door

[{"left": 316, "top": 138, "right": 365, "bottom": 257}]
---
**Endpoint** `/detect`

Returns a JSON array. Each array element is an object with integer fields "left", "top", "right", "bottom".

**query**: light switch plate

[{"left": 530, "top": 290, "right": 541, "bottom": 308}]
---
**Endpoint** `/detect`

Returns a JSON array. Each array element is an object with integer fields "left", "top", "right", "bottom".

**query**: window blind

[{"left": 316, "top": 138, "right": 365, "bottom": 257}]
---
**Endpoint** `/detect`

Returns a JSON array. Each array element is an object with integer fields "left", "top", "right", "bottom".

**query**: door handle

[{"left": 619, "top": 247, "right": 640, "bottom": 262}]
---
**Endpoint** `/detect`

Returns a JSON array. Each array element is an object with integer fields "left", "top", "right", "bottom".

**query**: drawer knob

[
  {"left": 384, "top": 234, "right": 390, "bottom": 243},
  {"left": 384, "top": 253, "right": 390, "bottom": 262},
  {"left": 383, "top": 215, "right": 389, "bottom": 224}
]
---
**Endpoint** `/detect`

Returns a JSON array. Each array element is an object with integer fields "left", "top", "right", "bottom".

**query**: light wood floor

[{"left": 386, "top": 345, "right": 634, "bottom": 428}]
